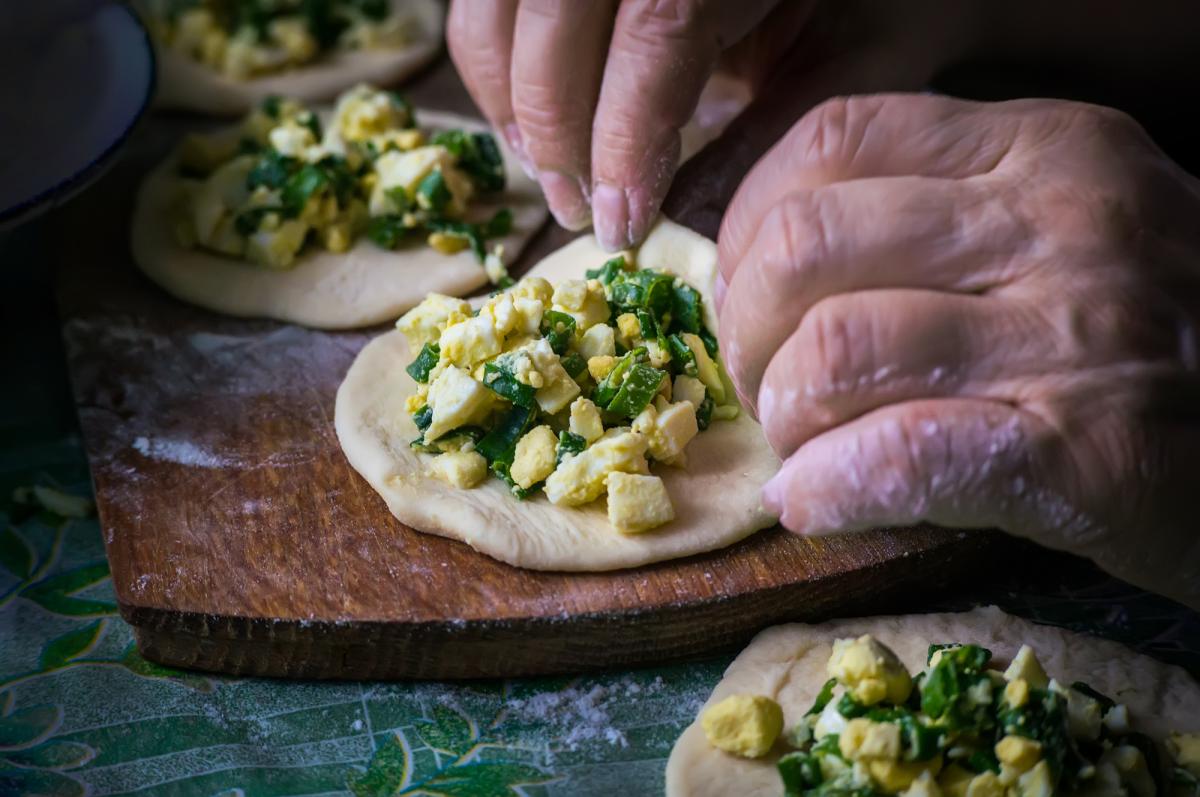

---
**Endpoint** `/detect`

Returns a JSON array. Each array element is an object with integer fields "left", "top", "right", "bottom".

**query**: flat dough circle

[
  {"left": 666, "top": 606, "right": 1200, "bottom": 797},
  {"left": 152, "top": 0, "right": 445, "bottom": 115},
  {"left": 131, "top": 110, "right": 547, "bottom": 329},
  {"left": 335, "top": 219, "right": 781, "bottom": 571}
]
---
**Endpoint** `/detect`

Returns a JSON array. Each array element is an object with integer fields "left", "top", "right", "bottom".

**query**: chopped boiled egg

[
  {"left": 700, "top": 694, "right": 783, "bottom": 759},
  {"left": 543, "top": 431, "right": 648, "bottom": 507},
  {"left": 828, "top": 635, "right": 913, "bottom": 706},
  {"left": 510, "top": 425, "right": 557, "bottom": 490},
  {"left": 424, "top": 366, "right": 493, "bottom": 441},
  {"left": 427, "top": 451, "right": 487, "bottom": 488},
  {"left": 396, "top": 294, "right": 472, "bottom": 351},
  {"left": 606, "top": 472, "right": 674, "bottom": 532}
]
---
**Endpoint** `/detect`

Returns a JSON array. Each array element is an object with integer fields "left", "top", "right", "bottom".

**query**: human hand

[
  {"left": 717, "top": 94, "right": 1200, "bottom": 608},
  {"left": 447, "top": 0, "right": 980, "bottom": 250}
]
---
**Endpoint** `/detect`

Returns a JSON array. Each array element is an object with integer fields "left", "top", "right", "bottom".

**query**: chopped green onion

[
  {"left": 592, "top": 350, "right": 638, "bottom": 408},
  {"left": 926, "top": 643, "right": 957, "bottom": 664},
  {"left": 670, "top": 281, "right": 703, "bottom": 334},
  {"left": 806, "top": 679, "right": 837, "bottom": 716},
  {"left": 385, "top": 185, "right": 412, "bottom": 213},
  {"left": 1069, "top": 681, "right": 1116, "bottom": 711},
  {"left": 415, "top": 168, "right": 451, "bottom": 213},
  {"left": 388, "top": 92, "right": 416, "bottom": 128},
  {"left": 232, "top": 206, "right": 281, "bottom": 236},
  {"left": 367, "top": 215, "right": 411, "bottom": 249},
  {"left": 246, "top": 150, "right": 296, "bottom": 191},
  {"left": 778, "top": 752, "right": 823, "bottom": 793},
  {"left": 606, "top": 363, "right": 665, "bottom": 418},
  {"left": 965, "top": 748, "right": 1001, "bottom": 774},
  {"left": 540, "top": 310, "right": 576, "bottom": 355},
  {"left": 556, "top": 430, "right": 586, "bottom": 464},
  {"left": 482, "top": 207, "right": 513, "bottom": 237},
  {"left": 281, "top": 164, "right": 328, "bottom": 215},
  {"left": 560, "top": 352, "right": 587, "bottom": 380},
  {"left": 482, "top": 362, "right": 536, "bottom": 408},
  {"left": 836, "top": 694, "right": 869, "bottom": 719},
  {"left": 433, "top": 130, "right": 506, "bottom": 192},
  {"left": 586, "top": 256, "right": 627, "bottom": 284},
  {"left": 411, "top": 405, "right": 433, "bottom": 432},
  {"left": 667, "top": 334, "right": 698, "bottom": 377},
  {"left": 635, "top": 309, "right": 659, "bottom": 339},
  {"left": 300, "top": 111, "right": 322, "bottom": 141},
  {"left": 695, "top": 395, "right": 714, "bottom": 430},
  {"left": 405, "top": 342, "right": 440, "bottom": 383},
  {"left": 424, "top": 219, "right": 486, "bottom": 261},
  {"left": 475, "top": 404, "right": 535, "bottom": 465},
  {"left": 490, "top": 461, "right": 534, "bottom": 499}
]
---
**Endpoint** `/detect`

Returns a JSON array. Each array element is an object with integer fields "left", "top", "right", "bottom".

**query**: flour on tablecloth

[{"left": 506, "top": 675, "right": 668, "bottom": 754}]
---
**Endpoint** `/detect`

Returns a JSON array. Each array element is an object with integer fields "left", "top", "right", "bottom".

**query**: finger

[
  {"left": 447, "top": 0, "right": 522, "bottom": 159},
  {"left": 590, "top": 0, "right": 778, "bottom": 251},
  {"left": 756, "top": 290, "right": 1054, "bottom": 459},
  {"left": 717, "top": 176, "right": 1028, "bottom": 403},
  {"left": 510, "top": 0, "right": 616, "bottom": 230},
  {"left": 761, "top": 398, "right": 1101, "bottom": 553},
  {"left": 718, "top": 93, "right": 1024, "bottom": 284}
]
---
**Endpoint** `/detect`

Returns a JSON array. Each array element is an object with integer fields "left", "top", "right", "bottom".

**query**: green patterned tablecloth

[{"left": 2, "top": 222, "right": 1197, "bottom": 797}]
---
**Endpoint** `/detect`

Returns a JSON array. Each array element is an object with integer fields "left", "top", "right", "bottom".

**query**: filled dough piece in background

[
  {"left": 335, "top": 219, "right": 780, "bottom": 571},
  {"left": 151, "top": 0, "right": 444, "bottom": 115},
  {"left": 665, "top": 606, "right": 1200, "bottom": 797},
  {"left": 132, "top": 110, "right": 546, "bottom": 330}
]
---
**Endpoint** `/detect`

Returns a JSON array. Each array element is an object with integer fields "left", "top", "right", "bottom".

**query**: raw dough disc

[
  {"left": 334, "top": 218, "right": 781, "bottom": 571},
  {"left": 665, "top": 606, "right": 1200, "bottom": 797},
  {"left": 131, "top": 110, "right": 547, "bottom": 329},
  {"left": 152, "top": 0, "right": 445, "bottom": 115}
]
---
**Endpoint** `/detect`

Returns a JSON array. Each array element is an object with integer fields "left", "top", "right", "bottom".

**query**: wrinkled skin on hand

[
  {"left": 717, "top": 93, "right": 1200, "bottom": 609},
  {"left": 447, "top": 0, "right": 974, "bottom": 250}
]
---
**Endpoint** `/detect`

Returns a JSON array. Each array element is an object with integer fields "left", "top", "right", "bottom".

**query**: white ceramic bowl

[{"left": 0, "top": 3, "right": 156, "bottom": 229}]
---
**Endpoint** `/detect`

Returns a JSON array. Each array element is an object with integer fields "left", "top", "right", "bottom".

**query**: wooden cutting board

[{"left": 54, "top": 57, "right": 1012, "bottom": 679}]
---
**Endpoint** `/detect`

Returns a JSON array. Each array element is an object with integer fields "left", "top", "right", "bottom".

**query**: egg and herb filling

[
  {"left": 703, "top": 635, "right": 1198, "bottom": 797},
  {"left": 396, "top": 253, "right": 739, "bottom": 533},
  {"left": 139, "top": 0, "right": 416, "bottom": 80},
  {"left": 173, "top": 85, "right": 513, "bottom": 274}
]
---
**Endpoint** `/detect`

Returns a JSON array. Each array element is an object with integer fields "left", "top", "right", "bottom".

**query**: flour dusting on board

[
  {"left": 132, "top": 436, "right": 228, "bottom": 468},
  {"left": 506, "top": 675, "right": 669, "bottom": 754}
]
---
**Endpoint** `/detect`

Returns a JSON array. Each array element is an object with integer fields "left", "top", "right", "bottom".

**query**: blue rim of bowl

[{"left": 0, "top": 3, "right": 158, "bottom": 230}]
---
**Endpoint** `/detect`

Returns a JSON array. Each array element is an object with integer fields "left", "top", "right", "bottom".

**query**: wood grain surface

[{"left": 55, "top": 54, "right": 1015, "bottom": 679}]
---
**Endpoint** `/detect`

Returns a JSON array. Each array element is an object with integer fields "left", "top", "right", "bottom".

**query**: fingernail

[
  {"left": 539, "top": 170, "right": 591, "bottom": 231},
  {"left": 592, "top": 182, "right": 630, "bottom": 252},
  {"left": 503, "top": 122, "right": 537, "bottom": 181},
  {"left": 714, "top": 272, "right": 727, "bottom": 311}
]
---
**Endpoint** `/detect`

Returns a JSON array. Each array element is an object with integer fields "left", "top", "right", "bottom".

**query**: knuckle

[
  {"left": 789, "top": 95, "right": 885, "bottom": 175},
  {"left": 512, "top": 85, "right": 591, "bottom": 140},
  {"left": 769, "top": 192, "right": 834, "bottom": 285},
  {"left": 1074, "top": 102, "right": 1143, "bottom": 138},
  {"left": 795, "top": 296, "right": 874, "bottom": 403},
  {"left": 792, "top": 96, "right": 851, "bottom": 171},
  {"left": 625, "top": 0, "right": 708, "bottom": 40}
]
